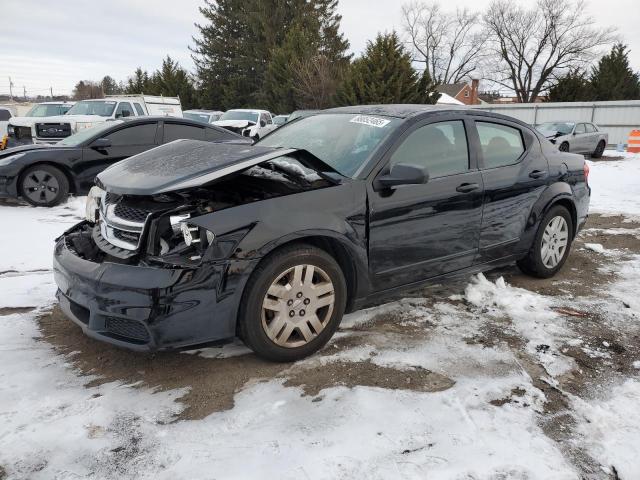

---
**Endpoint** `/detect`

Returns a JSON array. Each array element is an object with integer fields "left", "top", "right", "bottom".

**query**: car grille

[
  {"left": 36, "top": 122, "right": 72, "bottom": 138},
  {"left": 114, "top": 203, "right": 150, "bottom": 223},
  {"left": 105, "top": 317, "right": 150, "bottom": 343}
]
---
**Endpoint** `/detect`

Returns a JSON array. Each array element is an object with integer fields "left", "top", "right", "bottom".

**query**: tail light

[{"left": 584, "top": 162, "right": 590, "bottom": 185}]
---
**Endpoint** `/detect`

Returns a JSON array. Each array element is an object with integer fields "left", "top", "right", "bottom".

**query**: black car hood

[
  {"left": 0, "top": 143, "right": 72, "bottom": 159},
  {"left": 97, "top": 139, "right": 298, "bottom": 195}
]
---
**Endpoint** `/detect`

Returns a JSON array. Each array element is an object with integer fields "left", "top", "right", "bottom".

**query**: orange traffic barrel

[{"left": 629, "top": 130, "right": 640, "bottom": 153}]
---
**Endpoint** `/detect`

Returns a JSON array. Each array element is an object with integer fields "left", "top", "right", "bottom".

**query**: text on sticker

[{"left": 350, "top": 115, "right": 391, "bottom": 128}]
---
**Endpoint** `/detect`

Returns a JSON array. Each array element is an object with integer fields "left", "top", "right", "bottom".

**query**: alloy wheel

[
  {"left": 541, "top": 216, "right": 569, "bottom": 268},
  {"left": 261, "top": 264, "right": 335, "bottom": 348},
  {"left": 22, "top": 170, "right": 60, "bottom": 205}
]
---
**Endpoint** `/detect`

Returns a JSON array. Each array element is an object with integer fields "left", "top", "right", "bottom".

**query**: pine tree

[
  {"left": 548, "top": 69, "right": 593, "bottom": 102},
  {"left": 590, "top": 43, "right": 640, "bottom": 101},
  {"left": 149, "top": 56, "right": 198, "bottom": 109},
  {"left": 191, "top": 0, "right": 350, "bottom": 111},
  {"left": 100, "top": 76, "right": 121, "bottom": 95},
  {"left": 336, "top": 32, "right": 438, "bottom": 105},
  {"left": 126, "top": 68, "right": 151, "bottom": 94}
]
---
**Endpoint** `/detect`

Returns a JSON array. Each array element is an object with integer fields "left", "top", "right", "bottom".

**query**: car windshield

[
  {"left": 66, "top": 100, "right": 117, "bottom": 117},
  {"left": 538, "top": 122, "right": 575, "bottom": 135},
  {"left": 58, "top": 120, "right": 123, "bottom": 146},
  {"left": 218, "top": 111, "right": 259, "bottom": 123},
  {"left": 257, "top": 113, "right": 401, "bottom": 178},
  {"left": 184, "top": 112, "right": 211, "bottom": 123},
  {"left": 25, "top": 104, "right": 69, "bottom": 117}
]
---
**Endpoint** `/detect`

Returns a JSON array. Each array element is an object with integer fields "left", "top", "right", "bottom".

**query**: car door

[
  {"left": 584, "top": 123, "right": 599, "bottom": 152},
  {"left": 78, "top": 122, "right": 159, "bottom": 192},
  {"left": 368, "top": 116, "right": 484, "bottom": 290},
  {"left": 572, "top": 123, "right": 588, "bottom": 152},
  {"left": 470, "top": 117, "right": 550, "bottom": 263}
]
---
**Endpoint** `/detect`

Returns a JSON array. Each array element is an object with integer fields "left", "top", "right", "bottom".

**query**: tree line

[{"left": 69, "top": 0, "right": 637, "bottom": 112}]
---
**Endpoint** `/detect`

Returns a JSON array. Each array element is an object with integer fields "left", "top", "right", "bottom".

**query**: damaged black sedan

[{"left": 53, "top": 106, "right": 590, "bottom": 361}]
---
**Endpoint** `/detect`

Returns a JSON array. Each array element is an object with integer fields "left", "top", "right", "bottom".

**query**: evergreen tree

[
  {"left": 548, "top": 69, "right": 593, "bottom": 102},
  {"left": 191, "top": 0, "right": 350, "bottom": 110},
  {"left": 590, "top": 43, "right": 640, "bottom": 101},
  {"left": 125, "top": 68, "right": 151, "bottom": 94},
  {"left": 149, "top": 56, "right": 198, "bottom": 109},
  {"left": 337, "top": 32, "right": 439, "bottom": 105},
  {"left": 100, "top": 76, "right": 121, "bottom": 95}
]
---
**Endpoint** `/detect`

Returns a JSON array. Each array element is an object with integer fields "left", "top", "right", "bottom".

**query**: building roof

[
  {"left": 436, "top": 93, "right": 465, "bottom": 106},
  {"left": 436, "top": 83, "right": 467, "bottom": 98}
]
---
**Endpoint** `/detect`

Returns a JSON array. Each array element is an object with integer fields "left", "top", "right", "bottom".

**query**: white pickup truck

[
  {"left": 29, "top": 95, "right": 182, "bottom": 144},
  {"left": 213, "top": 109, "right": 277, "bottom": 140},
  {"left": 5, "top": 101, "right": 74, "bottom": 147}
]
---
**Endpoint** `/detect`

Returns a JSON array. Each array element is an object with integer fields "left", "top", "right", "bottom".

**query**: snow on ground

[
  {"left": 2, "top": 153, "right": 640, "bottom": 479},
  {"left": 588, "top": 150, "right": 640, "bottom": 216}
]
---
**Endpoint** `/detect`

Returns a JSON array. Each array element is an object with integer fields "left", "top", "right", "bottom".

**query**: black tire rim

[
  {"left": 22, "top": 170, "right": 60, "bottom": 204},
  {"left": 559, "top": 143, "right": 569, "bottom": 152}
]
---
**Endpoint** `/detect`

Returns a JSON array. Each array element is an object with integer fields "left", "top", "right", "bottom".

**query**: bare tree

[
  {"left": 293, "top": 55, "right": 341, "bottom": 109},
  {"left": 402, "top": 1, "right": 487, "bottom": 84},
  {"left": 483, "top": 0, "right": 615, "bottom": 102}
]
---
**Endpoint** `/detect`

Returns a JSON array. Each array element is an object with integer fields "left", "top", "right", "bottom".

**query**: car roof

[
  {"left": 227, "top": 108, "right": 270, "bottom": 114},
  {"left": 184, "top": 109, "right": 223, "bottom": 114},
  {"left": 118, "top": 116, "right": 228, "bottom": 127}
]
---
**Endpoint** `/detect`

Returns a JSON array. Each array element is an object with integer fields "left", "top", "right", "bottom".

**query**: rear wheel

[
  {"left": 19, "top": 165, "right": 69, "bottom": 207},
  {"left": 559, "top": 142, "right": 569, "bottom": 152},
  {"left": 238, "top": 244, "right": 347, "bottom": 362},
  {"left": 592, "top": 140, "right": 606, "bottom": 158},
  {"left": 517, "top": 205, "right": 573, "bottom": 278}
]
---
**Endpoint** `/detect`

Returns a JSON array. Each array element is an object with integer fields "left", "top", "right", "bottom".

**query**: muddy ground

[{"left": 30, "top": 213, "right": 640, "bottom": 477}]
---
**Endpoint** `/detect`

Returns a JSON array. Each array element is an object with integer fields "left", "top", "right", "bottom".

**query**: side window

[
  {"left": 476, "top": 122, "right": 525, "bottom": 169},
  {"left": 133, "top": 103, "right": 145, "bottom": 116},
  {"left": 115, "top": 102, "right": 134, "bottom": 118},
  {"left": 389, "top": 120, "right": 469, "bottom": 178},
  {"left": 585, "top": 123, "right": 596, "bottom": 133},
  {"left": 0, "top": 109, "right": 11, "bottom": 121},
  {"left": 105, "top": 123, "right": 157, "bottom": 146},
  {"left": 265, "top": 113, "right": 272, "bottom": 124},
  {"left": 60, "top": 105, "right": 72, "bottom": 115},
  {"left": 574, "top": 123, "right": 586, "bottom": 134},
  {"left": 163, "top": 123, "right": 206, "bottom": 143},
  {"left": 205, "top": 128, "right": 231, "bottom": 141}
]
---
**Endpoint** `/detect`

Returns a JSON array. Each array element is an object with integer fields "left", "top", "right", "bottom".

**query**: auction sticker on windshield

[{"left": 350, "top": 115, "right": 391, "bottom": 128}]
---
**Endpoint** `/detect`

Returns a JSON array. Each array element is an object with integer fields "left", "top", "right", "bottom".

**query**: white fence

[{"left": 472, "top": 100, "right": 640, "bottom": 146}]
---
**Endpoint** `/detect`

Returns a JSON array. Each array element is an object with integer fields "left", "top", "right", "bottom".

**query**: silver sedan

[{"left": 537, "top": 121, "right": 608, "bottom": 158}]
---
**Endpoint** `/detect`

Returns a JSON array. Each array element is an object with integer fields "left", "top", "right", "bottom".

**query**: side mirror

[
  {"left": 374, "top": 163, "right": 430, "bottom": 190},
  {"left": 260, "top": 120, "right": 266, "bottom": 127},
  {"left": 90, "top": 137, "right": 112, "bottom": 149}
]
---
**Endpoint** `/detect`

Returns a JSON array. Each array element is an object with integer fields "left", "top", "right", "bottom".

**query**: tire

[
  {"left": 238, "top": 243, "right": 347, "bottom": 362},
  {"left": 517, "top": 205, "right": 573, "bottom": 279},
  {"left": 558, "top": 142, "right": 569, "bottom": 152},
  {"left": 19, "top": 164, "right": 69, "bottom": 207},
  {"left": 592, "top": 140, "right": 606, "bottom": 158}
]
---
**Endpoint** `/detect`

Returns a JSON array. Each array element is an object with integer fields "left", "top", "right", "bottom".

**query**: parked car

[
  {"left": 0, "top": 106, "right": 13, "bottom": 147},
  {"left": 537, "top": 121, "right": 608, "bottom": 157},
  {"left": 53, "top": 105, "right": 590, "bottom": 361},
  {"left": 5, "top": 101, "right": 75, "bottom": 149},
  {"left": 213, "top": 109, "right": 277, "bottom": 139},
  {"left": 183, "top": 109, "right": 224, "bottom": 124},
  {"left": 0, "top": 117, "right": 247, "bottom": 207},
  {"left": 29, "top": 95, "right": 183, "bottom": 144},
  {"left": 272, "top": 115, "right": 289, "bottom": 127}
]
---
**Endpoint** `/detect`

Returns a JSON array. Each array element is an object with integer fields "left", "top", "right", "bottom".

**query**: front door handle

[
  {"left": 529, "top": 170, "right": 547, "bottom": 179},
  {"left": 456, "top": 182, "right": 480, "bottom": 193}
]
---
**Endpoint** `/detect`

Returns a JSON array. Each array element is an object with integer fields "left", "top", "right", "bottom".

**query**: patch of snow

[
  {"left": 182, "top": 340, "right": 252, "bottom": 359},
  {"left": 573, "top": 380, "right": 640, "bottom": 479},
  {"left": 584, "top": 243, "right": 606, "bottom": 253},
  {"left": 633, "top": 361, "right": 640, "bottom": 369},
  {"left": 588, "top": 158, "right": 640, "bottom": 216}
]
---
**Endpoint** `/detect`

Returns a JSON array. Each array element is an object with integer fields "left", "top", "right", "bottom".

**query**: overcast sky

[{"left": 1, "top": 0, "right": 638, "bottom": 97}]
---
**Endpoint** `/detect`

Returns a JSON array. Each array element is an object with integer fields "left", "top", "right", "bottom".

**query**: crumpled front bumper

[{"left": 52, "top": 223, "right": 256, "bottom": 351}]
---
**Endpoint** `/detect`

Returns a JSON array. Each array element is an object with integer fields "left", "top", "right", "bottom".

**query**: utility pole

[
  {"left": 50, "top": 86, "right": 53, "bottom": 99},
  {"left": 8, "top": 77, "right": 14, "bottom": 100},
  {"left": 23, "top": 85, "right": 26, "bottom": 100}
]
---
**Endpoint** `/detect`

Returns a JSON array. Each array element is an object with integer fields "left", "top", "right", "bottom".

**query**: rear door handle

[
  {"left": 529, "top": 170, "right": 547, "bottom": 179},
  {"left": 456, "top": 182, "right": 480, "bottom": 193}
]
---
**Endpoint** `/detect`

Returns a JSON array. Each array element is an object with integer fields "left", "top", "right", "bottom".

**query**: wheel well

[
  {"left": 18, "top": 162, "right": 76, "bottom": 194},
  {"left": 260, "top": 236, "right": 359, "bottom": 311},
  {"left": 552, "top": 198, "right": 577, "bottom": 236}
]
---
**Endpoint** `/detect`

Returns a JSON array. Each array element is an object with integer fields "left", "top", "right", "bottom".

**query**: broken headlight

[
  {"left": 85, "top": 186, "right": 105, "bottom": 223},
  {"left": 152, "top": 212, "right": 216, "bottom": 264}
]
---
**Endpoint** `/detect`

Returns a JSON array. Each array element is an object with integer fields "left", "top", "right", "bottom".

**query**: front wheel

[
  {"left": 238, "top": 244, "right": 347, "bottom": 362},
  {"left": 19, "top": 164, "right": 69, "bottom": 207},
  {"left": 517, "top": 205, "right": 573, "bottom": 278},
  {"left": 559, "top": 142, "right": 569, "bottom": 152},
  {"left": 592, "top": 140, "right": 606, "bottom": 158}
]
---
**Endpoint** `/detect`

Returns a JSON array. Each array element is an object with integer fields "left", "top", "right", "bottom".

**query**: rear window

[
  {"left": 134, "top": 103, "right": 145, "bottom": 116},
  {"left": 477, "top": 122, "right": 525, "bottom": 168},
  {"left": 163, "top": 123, "right": 206, "bottom": 143}
]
